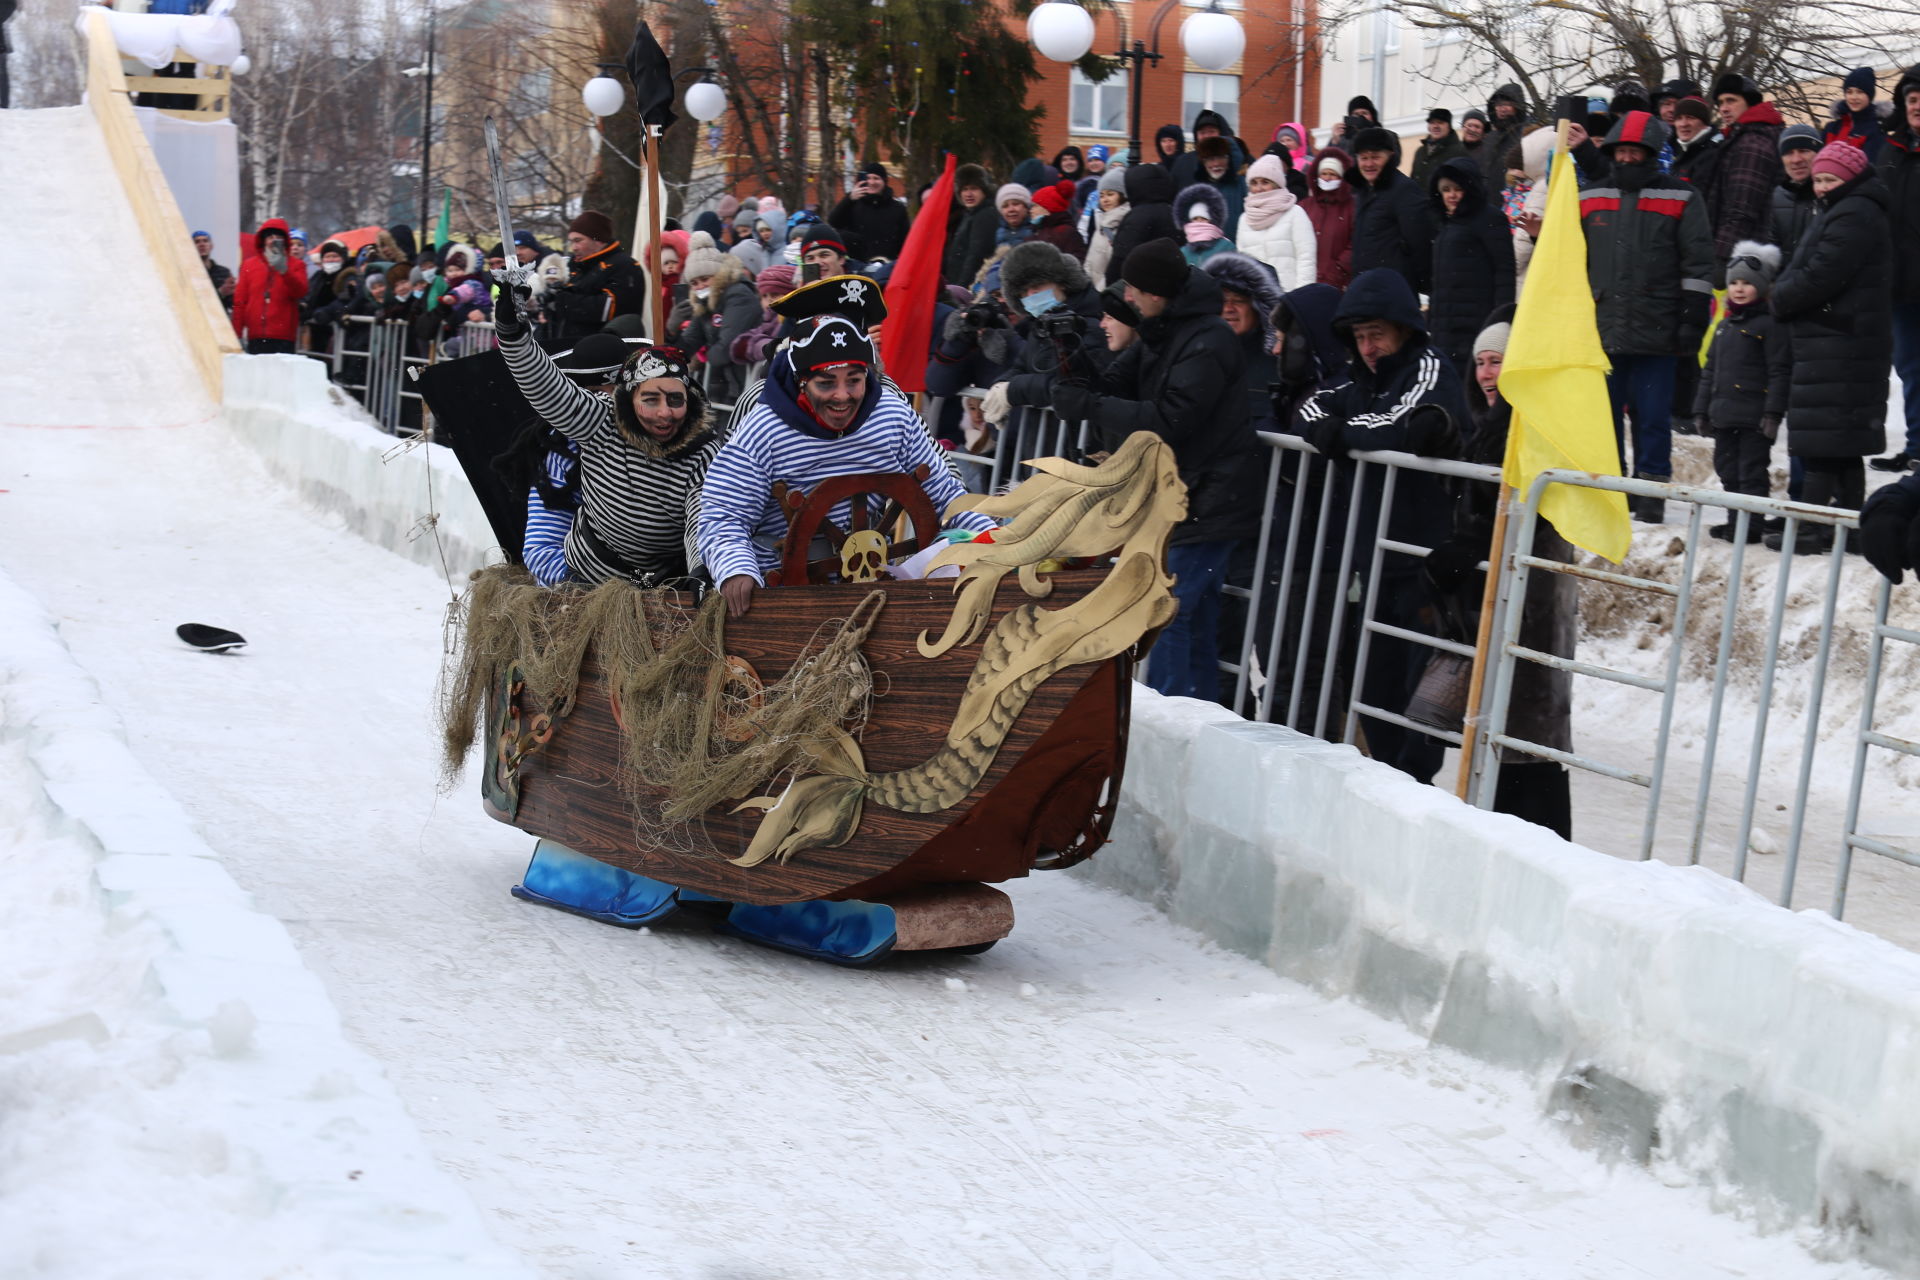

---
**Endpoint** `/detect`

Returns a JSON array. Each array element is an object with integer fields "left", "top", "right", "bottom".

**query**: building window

[
  {"left": 1070, "top": 66, "right": 1128, "bottom": 135},
  {"left": 1182, "top": 72, "right": 1239, "bottom": 133},
  {"left": 1358, "top": 5, "right": 1400, "bottom": 57}
]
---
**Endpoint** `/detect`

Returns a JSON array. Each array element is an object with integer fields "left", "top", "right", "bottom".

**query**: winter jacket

[
  {"left": 729, "top": 224, "right": 777, "bottom": 276},
  {"left": 1771, "top": 170, "right": 1894, "bottom": 458},
  {"left": 1823, "top": 100, "right": 1891, "bottom": 162},
  {"left": 1109, "top": 164, "right": 1181, "bottom": 282},
  {"left": 1304, "top": 148, "right": 1356, "bottom": 289},
  {"left": 1880, "top": 122, "right": 1920, "bottom": 303},
  {"left": 1426, "top": 158, "right": 1516, "bottom": 373},
  {"left": 705, "top": 269, "right": 764, "bottom": 405},
  {"left": 1152, "top": 124, "right": 1187, "bottom": 171},
  {"left": 946, "top": 199, "right": 1002, "bottom": 290},
  {"left": 1167, "top": 110, "right": 1249, "bottom": 190},
  {"left": 1708, "top": 101, "right": 1785, "bottom": 273},
  {"left": 1482, "top": 84, "right": 1530, "bottom": 180},
  {"left": 1182, "top": 238, "right": 1239, "bottom": 268},
  {"left": 1083, "top": 201, "right": 1128, "bottom": 290},
  {"left": 1235, "top": 188, "right": 1317, "bottom": 290},
  {"left": 1692, "top": 302, "right": 1791, "bottom": 432},
  {"left": 1579, "top": 166, "right": 1716, "bottom": 357},
  {"left": 1200, "top": 253, "right": 1285, "bottom": 431},
  {"left": 1295, "top": 269, "right": 1472, "bottom": 549},
  {"left": 547, "top": 240, "right": 650, "bottom": 347},
  {"left": 998, "top": 282, "right": 1117, "bottom": 409},
  {"left": 828, "top": 186, "right": 912, "bottom": 261},
  {"left": 1770, "top": 176, "right": 1817, "bottom": 258},
  {"left": 1033, "top": 210, "right": 1088, "bottom": 261},
  {"left": 1193, "top": 168, "right": 1248, "bottom": 238},
  {"left": 230, "top": 218, "right": 308, "bottom": 344},
  {"left": 1350, "top": 157, "right": 1433, "bottom": 295},
  {"left": 1088, "top": 265, "right": 1260, "bottom": 545},
  {"left": 1409, "top": 130, "right": 1469, "bottom": 191},
  {"left": 1667, "top": 127, "right": 1723, "bottom": 195}
]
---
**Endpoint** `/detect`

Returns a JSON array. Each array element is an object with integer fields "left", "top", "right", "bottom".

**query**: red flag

[{"left": 879, "top": 153, "right": 956, "bottom": 394}]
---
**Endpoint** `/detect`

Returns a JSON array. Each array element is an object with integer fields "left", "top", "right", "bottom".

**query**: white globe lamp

[
  {"left": 1182, "top": 9, "right": 1245, "bottom": 71},
  {"left": 229, "top": 53, "right": 250, "bottom": 76},
  {"left": 1028, "top": 1, "right": 1095, "bottom": 63},
  {"left": 581, "top": 75, "right": 626, "bottom": 118},
  {"left": 684, "top": 80, "right": 726, "bottom": 123}
]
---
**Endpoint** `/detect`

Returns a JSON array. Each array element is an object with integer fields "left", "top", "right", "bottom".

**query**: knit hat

[
  {"left": 1473, "top": 320, "right": 1511, "bottom": 357},
  {"left": 1427, "top": 107, "right": 1452, "bottom": 124},
  {"left": 1812, "top": 140, "right": 1871, "bottom": 182},
  {"left": 1098, "top": 166, "right": 1129, "bottom": 195},
  {"left": 1099, "top": 282, "right": 1140, "bottom": 328},
  {"left": 1121, "top": 237, "right": 1189, "bottom": 298},
  {"left": 1085, "top": 144, "right": 1110, "bottom": 163},
  {"left": 1843, "top": 66, "right": 1876, "bottom": 98},
  {"left": 1245, "top": 153, "right": 1288, "bottom": 189},
  {"left": 755, "top": 263, "right": 798, "bottom": 299},
  {"left": 732, "top": 207, "right": 757, "bottom": 229},
  {"left": 1779, "top": 123, "right": 1823, "bottom": 155},
  {"left": 682, "top": 232, "right": 727, "bottom": 281},
  {"left": 1655, "top": 78, "right": 1702, "bottom": 104},
  {"left": 1462, "top": 108, "right": 1488, "bottom": 128},
  {"left": 1316, "top": 151, "right": 1350, "bottom": 176},
  {"left": 855, "top": 161, "right": 889, "bottom": 182},
  {"left": 1674, "top": 96, "right": 1714, "bottom": 124},
  {"left": 1350, "top": 126, "right": 1399, "bottom": 157},
  {"left": 717, "top": 194, "right": 740, "bottom": 220},
  {"left": 1711, "top": 72, "right": 1763, "bottom": 108},
  {"left": 1724, "top": 240, "right": 1783, "bottom": 295},
  {"left": 995, "top": 183, "right": 1032, "bottom": 210},
  {"left": 568, "top": 210, "right": 616, "bottom": 243},
  {"left": 1032, "top": 183, "right": 1072, "bottom": 216},
  {"left": 800, "top": 223, "right": 847, "bottom": 255}
]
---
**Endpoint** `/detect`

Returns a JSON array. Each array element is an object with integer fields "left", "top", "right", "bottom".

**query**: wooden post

[
  {"left": 1454, "top": 485, "right": 1511, "bottom": 801},
  {"left": 644, "top": 125, "right": 665, "bottom": 342}
]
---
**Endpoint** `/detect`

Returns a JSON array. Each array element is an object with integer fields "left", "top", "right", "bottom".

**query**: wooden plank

[{"left": 82, "top": 10, "right": 240, "bottom": 402}]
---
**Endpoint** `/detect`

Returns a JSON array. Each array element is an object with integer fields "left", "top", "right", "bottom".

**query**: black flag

[{"left": 624, "top": 21, "right": 679, "bottom": 132}]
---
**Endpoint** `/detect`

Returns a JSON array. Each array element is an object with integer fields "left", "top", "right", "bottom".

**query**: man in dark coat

[
  {"left": 1294, "top": 268, "right": 1471, "bottom": 782},
  {"left": 944, "top": 162, "right": 998, "bottom": 288},
  {"left": 1482, "top": 83, "right": 1530, "bottom": 181},
  {"left": 1108, "top": 163, "right": 1180, "bottom": 282},
  {"left": 546, "top": 210, "right": 650, "bottom": 349},
  {"left": 1409, "top": 108, "right": 1469, "bottom": 190},
  {"left": 1667, "top": 97, "right": 1723, "bottom": 193},
  {"left": 828, "top": 162, "right": 912, "bottom": 262},
  {"left": 1772, "top": 125, "right": 1822, "bottom": 255},
  {"left": 1771, "top": 142, "right": 1893, "bottom": 550},
  {"left": 1426, "top": 156, "right": 1515, "bottom": 375},
  {"left": 1047, "top": 238, "right": 1258, "bottom": 701},
  {"left": 1708, "top": 73, "right": 1785, "bottom": 280},
  {"left": 1349, "top": 127, "right": 1434, "bottom": 295},
  {"left": 1873, "top": 63, "right": 1920, "bottom": 472},
  {"left": 991, "top": 240, "right": 1119, "bottom": 412},
  {"left": 1581, "top": 112, "right": 1715, "bottom": 513},
  {"left": 1153, "top": 124, "right": 1187, "bottom": 172},
  {"left": 1168, "top": 108, "right": 1248, "bottom": 190},
  {"left": 192, "top": 230, "right": 234, "bottom": 311}
]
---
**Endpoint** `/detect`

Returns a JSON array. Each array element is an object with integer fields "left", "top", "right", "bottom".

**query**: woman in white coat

[{"left": 1233, "top": 153, "right": 1317, "bottom": 290}]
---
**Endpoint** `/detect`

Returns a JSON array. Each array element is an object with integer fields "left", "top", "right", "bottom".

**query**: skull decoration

[{"left": 839, "top": 529, "right": 890, "bottom": 583}]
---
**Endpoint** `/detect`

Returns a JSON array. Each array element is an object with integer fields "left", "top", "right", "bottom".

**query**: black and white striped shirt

[{"left": 500, "top": 332, "right": 720, "bottom": 584}]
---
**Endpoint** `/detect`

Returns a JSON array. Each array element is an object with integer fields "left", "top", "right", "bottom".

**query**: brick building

[{"left": 1023, "top": 0, "right": 1322, "bottom": 163}]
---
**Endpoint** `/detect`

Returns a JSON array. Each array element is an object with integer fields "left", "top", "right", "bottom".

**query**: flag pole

[
  {"left": 644, "top": 124, "right": 664, "bottom": 342},
  {"left": 1455, "top": 116, "right": 1572, "bottom": 802}
]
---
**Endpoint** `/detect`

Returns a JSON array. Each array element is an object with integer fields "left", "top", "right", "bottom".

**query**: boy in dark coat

[
  {"left": 1426, "top": 157, "right": 1515, "bottom": 376},
  {"left": 1694, "top": 241, "right": 1790, "bottom": 539},
  {"left": 1770, "top": 142, "right": 1894, "bottom": 552},
  {"left": 1349, "top": 127, "right": 1433, "bottom": 294},
  {"left": 1823, "top": 67, "right": 1890, "bottom": 161}
]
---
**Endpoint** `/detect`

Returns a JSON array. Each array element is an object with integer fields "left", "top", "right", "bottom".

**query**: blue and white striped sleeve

[
  {"left": 522, "top": 451, "right": 575, "bottom": 587},
  {"left": 694, "top": 434, "right": 776, "bottom": 586}
]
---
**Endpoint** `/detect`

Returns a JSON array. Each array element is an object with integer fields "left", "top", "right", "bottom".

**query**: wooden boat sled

[{"left": 466, "top": 434, "right": 1188, "bottom": 960}]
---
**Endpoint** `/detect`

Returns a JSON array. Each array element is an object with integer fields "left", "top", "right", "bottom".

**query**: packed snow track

[{"left": 0, "top": 104, "right": 1893, "bottom": 1279}]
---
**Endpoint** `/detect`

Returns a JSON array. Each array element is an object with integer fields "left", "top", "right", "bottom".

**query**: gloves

[
  {"left": 1858, "top": 482, "right": 1920, "bottom": 584},
  {"left": 1302, "top": 411, "right": 1349, "bottom": 460},
  {"left": 1401, "top": 404, "right": 1460, "bottom": 459},
  {"left": 981, "top": 381, "right": 1014, "bottom": 426},
  {"left": 1050, "top": 382, "right": 1099, "bottom": 423},
  {"left": 1695, "top": 415, "right": 1711, "bottom": 437},
  {"left": 1759, "top": 415, "right": 1781, "bottom": 442},
  {"left": 1422, "top": 537, "right": 1484, "bottom": 591},
  {"left": 489, "top": 265, "right": 534, "bottom": 339}
]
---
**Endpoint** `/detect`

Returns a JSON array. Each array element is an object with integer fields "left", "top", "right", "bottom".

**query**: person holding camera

[
  {"left": 976, "top": 241, "right": 1117, "bottom": 429},
  {"left": 828, "top": 163, "right": 911, "bottom": 262},
  {"left": 1046, "top": 239, "right": 1260, "bottom": 701}
]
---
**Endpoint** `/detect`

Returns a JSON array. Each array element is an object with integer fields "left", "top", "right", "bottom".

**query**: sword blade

[{"left": 482, "top": 116, "right": 515, "bottom": 260}]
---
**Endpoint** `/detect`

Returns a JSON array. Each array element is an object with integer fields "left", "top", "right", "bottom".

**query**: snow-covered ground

[{"left": 0, "top": 102, "right": 1906, "bottom": 1277}]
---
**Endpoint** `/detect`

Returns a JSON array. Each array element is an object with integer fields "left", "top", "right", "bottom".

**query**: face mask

[
  {"left": 1318, "top": 175, "right": 1344, "bottom": 191},
  {"left": 693, "top": 287, "right": 710, "bottom": 301},
  {"left": 420, "top": 266, "right": 436, "bottom": 279},
  {"left": 1022, "top": 291, "right": 1062, "bottom": 317},
  {"left": 322, "top": 261, "right": 342, "bottom": 274}
]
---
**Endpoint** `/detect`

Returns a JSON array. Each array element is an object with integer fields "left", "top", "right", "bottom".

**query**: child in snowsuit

[{"left": 1693, "top": 240, "right": 1791, "bottom": 541}]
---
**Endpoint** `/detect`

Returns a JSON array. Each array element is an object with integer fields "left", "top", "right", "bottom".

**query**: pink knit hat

[
  {"left": 1811, "top": 140, "right": 1870, "bottom": 182},
  {"left": 1247, "top": 154, "right": 1289, "bottom": 187}
]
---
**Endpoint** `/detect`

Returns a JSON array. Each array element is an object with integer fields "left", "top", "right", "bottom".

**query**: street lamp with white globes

[{"left": 1027, "top": 0, "right": 1246, "bottom": 169}]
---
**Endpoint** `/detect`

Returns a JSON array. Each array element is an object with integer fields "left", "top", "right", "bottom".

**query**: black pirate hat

[{"left": 769, "top": 273, "right": 887, "bottom": 328}]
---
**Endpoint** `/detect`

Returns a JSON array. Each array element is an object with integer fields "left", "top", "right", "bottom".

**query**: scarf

[
  {"left": 1240, "top": 186, "right": 1298, "bottom": 232},
  {"left": 1184, "top": 219, "right": 1225, "bottom": 245}
]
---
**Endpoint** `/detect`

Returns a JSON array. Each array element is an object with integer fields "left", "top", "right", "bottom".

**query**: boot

[{"left": 1630, "top": 472, "right": 1668, "bottom": 524}]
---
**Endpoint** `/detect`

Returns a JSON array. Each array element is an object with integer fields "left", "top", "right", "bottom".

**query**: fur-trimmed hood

[
  {"left": 999, "top": 239, "right": 1091, "bottom": 300},
  {"left": 1175, "top": 181, "right": 1229, "bottom": 227},
  {"left": 1200, "top": 251, "right": 1283, "bottom": 348}
]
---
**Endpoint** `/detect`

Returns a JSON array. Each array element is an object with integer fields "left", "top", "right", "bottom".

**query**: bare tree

[{"left": 7, "top": 0, "right": 85, "bottom": 108}]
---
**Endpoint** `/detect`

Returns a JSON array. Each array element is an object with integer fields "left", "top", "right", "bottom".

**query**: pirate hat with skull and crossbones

[
  {"left": 785, "top": 315, "right": 874, "bottom": 377},
  {"left": 770, "top": 273, "right": 888, "bottom": 329}
]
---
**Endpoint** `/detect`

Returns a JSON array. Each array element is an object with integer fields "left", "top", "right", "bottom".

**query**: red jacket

[{"left": 230, "top": 217, "right": 309, "bottom": 343}]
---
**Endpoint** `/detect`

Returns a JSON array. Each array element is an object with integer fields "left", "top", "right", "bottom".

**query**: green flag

[{"left": 427, "top": 187, "right": 453, "bottom": 308}]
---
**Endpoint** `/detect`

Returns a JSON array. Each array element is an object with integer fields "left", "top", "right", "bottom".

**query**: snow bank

[
  {"left": 0, "top": 565, "right": 527, "bottom": 1277},
  {"left": 1079, "top": 692, "right": 1920, "bottom": 1270},
  {"left": 222, "top": 353, "right": 498, "bottom": 578}
]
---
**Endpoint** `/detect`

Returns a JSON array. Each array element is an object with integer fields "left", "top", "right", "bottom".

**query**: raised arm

[{"left": 497, "top": 330, "right": 612, "bottom": 446}]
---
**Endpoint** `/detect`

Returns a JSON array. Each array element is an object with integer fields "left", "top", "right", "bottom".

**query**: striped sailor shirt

[
  {"left": 522, "top": 448, "right": 575, "bottom": 587},
  {"left": 500, "top": 332, "right": 719, "bottom": 585}
]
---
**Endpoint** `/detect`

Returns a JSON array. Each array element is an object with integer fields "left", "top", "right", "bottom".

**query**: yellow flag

[{"left": 1498, "top": 138, "right": 1631, "bottom": 562}]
